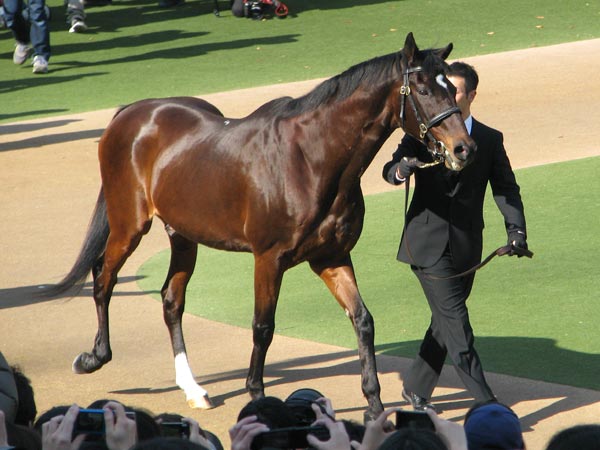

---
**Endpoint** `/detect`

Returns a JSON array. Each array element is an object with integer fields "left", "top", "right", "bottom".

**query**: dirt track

[{"left": 1, "top": 39, "right": 600, "bottom": 450}]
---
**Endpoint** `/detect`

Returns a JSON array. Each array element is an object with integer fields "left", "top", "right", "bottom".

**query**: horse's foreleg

[
  {"left": 246, "top": 254, "right": 284, "bottom": 400},
  {"left": 310, "top": 256, "right": 383, "bottom": 421},
  {"left": 73, "top": 230, "right": 144, "bottom": 374},
  {"left": 161, "top": 230, "right": 212, "bottom": 409}
]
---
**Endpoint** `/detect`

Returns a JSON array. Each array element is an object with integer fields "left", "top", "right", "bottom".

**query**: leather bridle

[{"left": 399, "top": 64, "right": 462, "bottom": 170}]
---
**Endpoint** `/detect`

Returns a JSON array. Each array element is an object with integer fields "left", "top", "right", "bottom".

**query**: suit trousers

[{"left": 402, "top": 248, "right": 495, "bottom": 402}]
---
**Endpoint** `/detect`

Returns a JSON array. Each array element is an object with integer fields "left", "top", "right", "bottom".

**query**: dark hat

[
  {"left": 284, "top": 388, "right": 324, "bottom": 425},
  {"left": 464, "top": 403, "right": 524, "bottom": 450}
]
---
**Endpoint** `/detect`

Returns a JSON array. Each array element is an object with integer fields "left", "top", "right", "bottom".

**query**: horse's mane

[
  {"left": 265, "top": 48, "right": 448, "bottom": 119},
  {"left": 265, "top": 51, "right": 401, "bottom": 118}
]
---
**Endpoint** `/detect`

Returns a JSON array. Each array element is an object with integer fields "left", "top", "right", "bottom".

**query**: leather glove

[
  {"left": 396, "top": 157, "right": 421, "bottom": 179},
  {"left": 507, "top": 230, "right": 528, "bottom": 257}
]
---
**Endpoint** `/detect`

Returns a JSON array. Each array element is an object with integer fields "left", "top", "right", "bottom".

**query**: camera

[
  {"left": 395, "top": 410, "right": 435, "bottom": 431},
  {"left": 250, "top": 425, "right": 330, "bottom": 450},
  {"left": 74, "top": 409, "right": 136, "bottom": 436},
  {"left": 160, "top": 422, "right": 191, "bottom": 438}
]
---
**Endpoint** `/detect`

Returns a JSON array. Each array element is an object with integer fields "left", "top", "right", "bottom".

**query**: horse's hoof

[
  {"left": 188, "top": 394, "right": 214, "bottom": 410},
  {"left": 72, "top": 352, "right": 103, "bottom": 374},
  {"left": 72, "top": 354, "right": 89, "bottom": 374}
]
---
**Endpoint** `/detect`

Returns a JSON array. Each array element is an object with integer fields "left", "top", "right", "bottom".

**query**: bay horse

[{"left": 50, "top": 32, "right": 475, "bottom": 420}]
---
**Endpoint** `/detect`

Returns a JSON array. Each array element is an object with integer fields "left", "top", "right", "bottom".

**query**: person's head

[
  {"left": 33, "top": 405, "right": 70, "bottom": 433},
  {"left": 86, "top": 400, "right": 160, "bottom": 442},
  {"left": 11, "top": 365, "right": 37, "bottom": 427},
  {"left": 284, "top": 388, "right": 324, "bottom": 426},
  {"left": 154, "top": 412, "right": 223, "bottom": 450},
  {"left": 447, "top": 61, "right": 479, "bottom": 120},
  {"left": 378, "top": 428, "right": 447, "bottom": 450},
  {"left": 545, "top": 424, "right": 600, "bottom": 450},
  {"left": 237, "top": 396, "right": 297, "bottom": 429},
  {"left": 464, "top": 401, "right": 524, "bottom": 450},
  {"left": 130, "top": 436, "right": 212, "bottom": 450},
  {"left": 6, "top": 421, "right": 42, "bottom": 450}
]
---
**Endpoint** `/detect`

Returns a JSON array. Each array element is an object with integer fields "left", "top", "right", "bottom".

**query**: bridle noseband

[{"left": 399, "top": 64, "right": 462, "bottom": 170}]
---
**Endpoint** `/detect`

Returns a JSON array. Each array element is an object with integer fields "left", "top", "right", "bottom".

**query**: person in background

[
  {"left": 65, "top": 0, "right": 87, "bottom": 33},
  {"left": 2, "top": 0, "right": 50, "bottom": 73}
]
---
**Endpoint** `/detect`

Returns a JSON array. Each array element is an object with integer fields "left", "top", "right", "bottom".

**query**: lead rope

[{"left": 402, "top": 176, "right": 532, "bottom": 281}]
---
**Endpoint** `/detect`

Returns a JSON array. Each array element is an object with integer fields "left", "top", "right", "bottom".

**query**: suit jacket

[{"left": 382, "top": 118, "right": 526, "bottom": 272}]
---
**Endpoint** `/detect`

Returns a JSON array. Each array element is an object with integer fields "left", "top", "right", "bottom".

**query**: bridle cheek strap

[{"left": 399, "top": 65, "right": 462, "bottom": 166}]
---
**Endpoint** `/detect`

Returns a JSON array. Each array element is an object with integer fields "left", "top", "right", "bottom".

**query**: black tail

[{"left": 44, "top": 189, "right": 110, "bottom": 297}]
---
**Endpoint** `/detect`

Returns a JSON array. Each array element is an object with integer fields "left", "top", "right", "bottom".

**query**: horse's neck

[{"left": 314, "top": 87, "right": 396, "bottom": 188}]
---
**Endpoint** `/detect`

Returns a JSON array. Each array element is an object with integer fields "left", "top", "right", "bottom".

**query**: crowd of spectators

[{"left": 2, "top": 351, "right": 598, "bottom": 450}]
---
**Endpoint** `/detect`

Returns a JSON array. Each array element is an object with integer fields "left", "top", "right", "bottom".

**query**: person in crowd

[
  {"left": 40, "top": 402, "right": 137, "bottom": 450},
  {"left": 545, "top": 424, "right": 600, "bottom": 450},
  {"left": 382, "top": 61, "right": 528, "bottom": 411},
  {"left": 11, "top": 365, "right": 37, "bottom": 428},
  {"left": 154, "top": 412, "right": 222, "bottom": 450},
  {"left": 2, "top": 0, "right": 50, "bottom": 73},
  {"left": 0, "top": 353, "right": 18, "bottom": 424},
  {"left": 237, "top": 396, "right": 298, "bottom": 430},
  {"left": 130, "top": 437, "right": 212, "bottom": 450},
  {"left": 463, "top": 401, "right": 525, "bottom": 450}
]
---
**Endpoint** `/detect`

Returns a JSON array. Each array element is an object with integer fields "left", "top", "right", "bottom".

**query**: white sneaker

[
  {"left": 69, "top": 18, "right": 88, "bottom": 33},
  {"left": 32, "top": 55, "right": 48, "bottom": 74},
  {"left": 13, "top": 42, "right": 31, "bottom": 65}
]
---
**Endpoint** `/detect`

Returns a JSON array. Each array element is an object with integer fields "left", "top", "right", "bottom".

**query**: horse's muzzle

[{"left": 443, "top": 141, "right": 476, "bottom": 171}]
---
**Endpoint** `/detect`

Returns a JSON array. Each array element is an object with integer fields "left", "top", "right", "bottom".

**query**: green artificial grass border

[
  {"left": 1, "top": 0, "right": 599, "bottom": 123},
  {"left": 138, "top": 156, "right": 600, "bottom": 390}
]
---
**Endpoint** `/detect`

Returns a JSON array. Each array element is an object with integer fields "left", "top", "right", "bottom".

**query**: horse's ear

[
  {"left": 403, "top": 32, "right": 418, "bottom": 63},
  {"left": 436, "top": 42, "right": 453, "bottom": 60}
]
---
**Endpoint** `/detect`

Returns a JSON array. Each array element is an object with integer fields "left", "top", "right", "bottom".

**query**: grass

[
  {"left": 138, "top": 156, "right": 600, "bottom": 390},
  {"left": 1, "top": 0, "right": 599, "bottom": 123}
]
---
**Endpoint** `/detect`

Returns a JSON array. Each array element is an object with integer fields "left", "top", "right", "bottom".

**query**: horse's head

[{"left": 397, "top": 33, "right": 476, "bottom": 171}]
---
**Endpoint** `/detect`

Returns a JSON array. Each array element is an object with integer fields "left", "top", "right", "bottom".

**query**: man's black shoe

[{"left": 402, "top": 389, "right": 437, "bottom": 412}]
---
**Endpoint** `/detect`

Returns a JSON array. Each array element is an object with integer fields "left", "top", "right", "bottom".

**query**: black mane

[
  {"left": 268, "top": 51, "right": 403, "bottom": 118},
  {"left": 265, "top": 48, "right": 448, "bottom": 119}
]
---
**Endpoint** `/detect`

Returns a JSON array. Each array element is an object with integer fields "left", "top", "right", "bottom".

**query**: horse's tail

[{"left": 44, "top": 189, "right": 109, "bottom": 297}]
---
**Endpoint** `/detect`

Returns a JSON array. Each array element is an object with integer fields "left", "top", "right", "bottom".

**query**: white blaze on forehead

[{"left": 436, "top": 74, "right": 448, "bottom": 90}]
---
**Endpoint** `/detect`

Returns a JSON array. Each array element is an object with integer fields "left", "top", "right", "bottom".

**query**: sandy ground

[{"left": 1, "top": 39, "right": 600, "bottom": 450}]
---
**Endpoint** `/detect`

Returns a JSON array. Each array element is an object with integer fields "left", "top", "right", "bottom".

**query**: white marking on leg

[
  {"left": 174, "top": 352, "right": 207, "bottom": 403},
  {"left": 436, "top": 74, "right": 448, "bottom": 90}
]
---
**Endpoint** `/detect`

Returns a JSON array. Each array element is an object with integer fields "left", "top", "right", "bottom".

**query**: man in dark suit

[{"left": 382, "top": 62, "right": 528, "bottom": 410}]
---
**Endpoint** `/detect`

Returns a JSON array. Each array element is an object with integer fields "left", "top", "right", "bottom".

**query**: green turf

[
  {"left": 138, "top": 156, "right": 600, "bottom": 390},
  {"left": 1, "top": 0, "right": 599, "bottom": 123}
]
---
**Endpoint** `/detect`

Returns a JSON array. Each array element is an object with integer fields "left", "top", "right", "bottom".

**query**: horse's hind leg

[
  {"left": 161, "top": 226, "right": 213, "bottom": 409},
  {"left": 73, "top": 218, "right": 151, "bottom": 374},
  {"left": 309, "top": 255, "right": 383, "bottom": 421}
]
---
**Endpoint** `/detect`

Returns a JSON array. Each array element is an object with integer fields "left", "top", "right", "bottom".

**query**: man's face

[{"left": 447, "top": 75, "right": 476, "bottom": 119}]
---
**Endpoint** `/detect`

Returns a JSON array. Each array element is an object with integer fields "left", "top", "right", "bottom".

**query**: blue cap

[{"left": 464, "top": 403, "right": 524, "bottom": 450}]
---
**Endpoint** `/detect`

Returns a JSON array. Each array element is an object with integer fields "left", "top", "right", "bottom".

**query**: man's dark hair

[{"left": 448, "top": 61, "right": 479, "bottom": 94}]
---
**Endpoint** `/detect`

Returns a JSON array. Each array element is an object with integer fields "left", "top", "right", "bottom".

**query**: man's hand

[
  {"left": 396, "top": 157, "right": 421, "bottom": 179},
  {"left": 507, "top": 230, "right": 528, "bottom": 257}
]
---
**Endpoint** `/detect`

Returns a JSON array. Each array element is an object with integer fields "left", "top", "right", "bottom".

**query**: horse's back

[{"left": 100, "top": 96, "right": 224, "bottom": 166}]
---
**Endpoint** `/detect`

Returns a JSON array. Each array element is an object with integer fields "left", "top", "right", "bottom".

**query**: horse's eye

[{"left": 417, "top": 87, "right": 429, "bottom": 96}]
